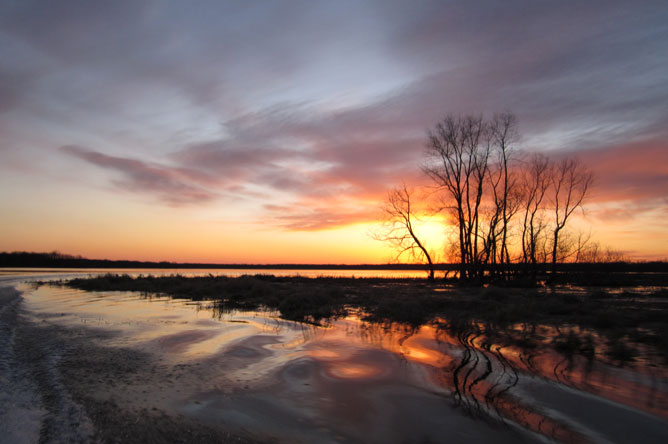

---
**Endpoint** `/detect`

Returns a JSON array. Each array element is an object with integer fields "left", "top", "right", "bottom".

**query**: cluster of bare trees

[{"left": 378, "top": 113, "right": 595, "bottom": 281}]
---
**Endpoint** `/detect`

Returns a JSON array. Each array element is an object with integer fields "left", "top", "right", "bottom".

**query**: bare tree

[
  {"left": 573, "top": 230, "right": 593, "bottom": 263},
  {"left": 576, "top": 240, "right": 627, "bottom": 263},
  {"left": 576, "top": 240, "right": 600, "bottom": 263},
  {"left": 549, "top": 157, "right": 594, "bottom": 268},
  {"left": 423, "top": 114, "right": 490, "bottom": 280},
  {"left": 374, "top": 184, "right": 435, "bottom": 280},
  {"left": 519, "top": 153, "right": 551, "bottom": 269},
  {"left": 422, "top": 113, "right": 526, "bottom": 281},
  {"left": 486, "top": 112, "right": 520, "bottom": 275}
]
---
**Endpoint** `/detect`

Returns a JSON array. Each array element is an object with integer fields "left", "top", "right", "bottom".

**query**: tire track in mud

[{"left": 0, "top": 286, "right": 94, "bottom": 443}]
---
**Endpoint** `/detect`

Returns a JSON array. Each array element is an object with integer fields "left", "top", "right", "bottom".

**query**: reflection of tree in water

[
  {"left": 435, "top": 320, "right": 592, "bottom": 442},
  {"left": 208, "top": 303, "right": 666, "bottom": 439},
  {"left": 428, "top": 319, "right": 667, "bottom": 442},
  {"left": 361, "top": 311, "right": 661, "bottom": 438}
]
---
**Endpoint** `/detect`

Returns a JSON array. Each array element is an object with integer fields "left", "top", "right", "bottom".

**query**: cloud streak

[{"left": 61, "top": 145, "right": 217, "bottom": 206}]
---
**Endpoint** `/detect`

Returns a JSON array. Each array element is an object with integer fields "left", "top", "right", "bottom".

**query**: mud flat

[{"left": 1, "top": 276, "right": 668, "bottom": 443}]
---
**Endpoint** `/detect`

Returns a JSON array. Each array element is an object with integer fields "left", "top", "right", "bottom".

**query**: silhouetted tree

[
  {"left": 374, "top": 184, "right": 435, "bottom": 280},
  {"left": 423, "top": 115, "right": 491, "bottom": 280},
  {"left": 519, "top": 153, "right": 551, "bottom": 271},
  {"left": 486, "top": 112, "right": 520, "bottom": 276},
  {"left": 575, "top": 238, "right": 627, "bottom": 263},
  {"left": 549, "top": 157, "right": 594, "bottom": 268}
]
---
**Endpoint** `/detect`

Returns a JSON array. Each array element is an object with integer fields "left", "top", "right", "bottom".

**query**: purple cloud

[{"left": 60, "top": 145, "right": 217, "bottom": 206}]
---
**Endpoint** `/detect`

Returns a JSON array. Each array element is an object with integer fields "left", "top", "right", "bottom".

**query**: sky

[{"left": 1, "top": 0, "right": 667, "bottom": 263}]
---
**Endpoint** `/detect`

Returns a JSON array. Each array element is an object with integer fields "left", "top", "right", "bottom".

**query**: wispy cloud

[
  {"left": 263, "top": 203, "right": 377, "bottom": 231},
  {"left": 60, "top": 145, "right": 217, "bottom": 206},
  {"left": 577, "top": 141, "right": 668, "bottom": 203}
]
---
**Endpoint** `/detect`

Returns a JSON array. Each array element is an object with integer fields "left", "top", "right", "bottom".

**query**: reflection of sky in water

[
  {"left": 0, "top": 267, "right": 434, "bottom": 281},
  {"left": 15, "top": 281, "right": 668, "bottom": 444}
]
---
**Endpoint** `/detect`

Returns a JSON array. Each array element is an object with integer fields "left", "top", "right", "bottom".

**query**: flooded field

[{"left": 1, "top": 272, "right": 667, "bottom": 443}]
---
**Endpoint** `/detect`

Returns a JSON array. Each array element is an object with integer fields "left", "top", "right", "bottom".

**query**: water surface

[
  {"left": 0, "top": 267, "right": 434, "bottom": 281},
  {"left": 7, "top": 274, "right": 668, "bottom": 443}
]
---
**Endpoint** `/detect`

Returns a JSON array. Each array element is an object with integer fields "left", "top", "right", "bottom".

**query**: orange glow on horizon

[
  {"left": 2, "top": 207, "right": 666, "bottom": 263},
  {"left": 0, "top": 173, "right": 665, "bottom": 263}
]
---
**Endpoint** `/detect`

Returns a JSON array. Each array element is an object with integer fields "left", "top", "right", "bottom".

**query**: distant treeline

[
  {"left": 0, "top": 251, "right": 448, "bottom": 270},
  {"left": 0, "top": 251, "right": 666, "bottom": 273}
]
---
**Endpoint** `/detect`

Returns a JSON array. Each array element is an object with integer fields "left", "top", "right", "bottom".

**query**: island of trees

[{"left": 377, "top": 112, "right": 630, "bottom": 282}]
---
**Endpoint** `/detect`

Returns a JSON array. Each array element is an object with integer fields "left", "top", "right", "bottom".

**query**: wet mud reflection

[{"left": 19, "top": 284, "right": 668, "bottom": 443}]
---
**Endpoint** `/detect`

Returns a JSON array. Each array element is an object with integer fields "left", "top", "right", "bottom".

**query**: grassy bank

[{"left": 58, "top": 274, "right": 668, "bottom": 362}]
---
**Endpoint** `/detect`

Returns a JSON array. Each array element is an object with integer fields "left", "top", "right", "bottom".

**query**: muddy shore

[{"left": 0, "top": 286, "right": 256, "bottom": 443}]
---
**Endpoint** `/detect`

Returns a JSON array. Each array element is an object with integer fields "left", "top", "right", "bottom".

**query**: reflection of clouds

[
  {"left": 306, "top": 331, "right": 391, "bottom": 380},
  {"left": 326, "top": 363, "right": 383, "bottom": 380},
  {"left": 309, "top": 349, "right": 343, "bottom": 360},
  {"left": 401, "top": 343, "right": 452, "bottom": 367}
]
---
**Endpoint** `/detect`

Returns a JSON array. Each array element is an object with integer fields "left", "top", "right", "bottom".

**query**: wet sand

[{"left": 1, "top": 281, "right": 667, "bottom": 443}]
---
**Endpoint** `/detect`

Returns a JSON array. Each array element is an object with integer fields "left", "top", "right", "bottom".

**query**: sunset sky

[{"left": 1, "top": 0, "right": 667, "bottom": 263}]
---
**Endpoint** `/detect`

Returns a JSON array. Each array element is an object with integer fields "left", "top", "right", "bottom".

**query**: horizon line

[{"left": 1, "top": 251, "right": 666, "bottom": 269}]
